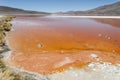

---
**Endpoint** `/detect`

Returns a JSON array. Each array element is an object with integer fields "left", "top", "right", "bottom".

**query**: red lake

[{"left": 7, "top": 16, "right": 120, "bottom": 74}]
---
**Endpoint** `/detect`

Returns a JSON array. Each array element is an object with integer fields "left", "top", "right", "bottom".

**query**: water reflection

[{"left": 93, "top": 18, "right": 120, "bottom": 28}]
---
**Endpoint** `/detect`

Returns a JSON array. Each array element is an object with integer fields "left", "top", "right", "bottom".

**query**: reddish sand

[{"left": 7, "top": 17, "right": 120, "bottom": 74}]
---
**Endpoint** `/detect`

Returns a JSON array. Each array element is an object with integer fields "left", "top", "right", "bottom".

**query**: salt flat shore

[
  {"left": 4, "top": 56, "right": 120, "bottom": 80},
  {"left": 0, "top": 15, "right": 3, "bottom": 17},
  {"left": 0, "top": 15, "right": 6, "bottom": 17},
  {"left": 2, "top": 51, "right": 120, "bottom": 80},
  {"left": 50, "top": 15, "right": 120, "bottom": 18},
  {"left": 1, "top": 15, "right": 120, "bottom": 18},
  {"left": 47, "top": 62, "right": 120, "bottom": 80}
]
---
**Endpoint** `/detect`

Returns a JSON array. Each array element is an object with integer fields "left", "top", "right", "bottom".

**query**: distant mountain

[
  {"left": 56, "top": 1, "right": 120, "bottom": 16},
  {"left": 1, "top": 1, "right": 120, "bottom": 16},
  {"left": 0, "top": 6, "right": 50, "bottom": 16}
]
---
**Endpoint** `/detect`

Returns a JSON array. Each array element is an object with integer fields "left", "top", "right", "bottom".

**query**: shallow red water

[{"left": 7, "top": 17, "right": 120, "bottom": 74}]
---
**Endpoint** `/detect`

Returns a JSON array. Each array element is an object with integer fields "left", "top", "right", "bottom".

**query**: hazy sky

[{"left": 0, "top": 0, "right": 119, "bottom": 12}]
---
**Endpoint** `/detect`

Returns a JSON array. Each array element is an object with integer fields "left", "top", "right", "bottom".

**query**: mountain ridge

[
  {"left": 0, "top": 1, "right": 120, "bottom": 16},
  {"left": 0, "top": 6, "right": 50, "bottom": 16},
  {"left": 56, "top": 1, "right": 120, "bottom": 16}
]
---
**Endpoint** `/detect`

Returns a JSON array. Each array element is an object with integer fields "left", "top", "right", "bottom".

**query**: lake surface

[{"left": 7, "top": 16, "right": 120, "bottom": 74}]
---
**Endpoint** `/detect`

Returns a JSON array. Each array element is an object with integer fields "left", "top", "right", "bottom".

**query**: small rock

[
  {"left": 98, "top": 34, "right": 102, "bottom": 37},
  {"left": 108, "top": 36, "right": 111, "bottom": 40},
  {"left": 112, "top": 50, "right": 115, "bottom": 53},
  {"left": 90, "top": 53, "right": 98, "bottom": 58},
  {"left": 38, "top": 44, "right": 43, "bottom": 48}
]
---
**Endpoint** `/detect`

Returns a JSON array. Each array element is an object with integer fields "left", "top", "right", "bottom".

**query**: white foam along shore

[
  {"left": 2, "top": 51, "right": 120, "bottom": 80},
  {"left": 47, "top": 62, "right": 120, "bottom": 80},
  {"left": 5, "top": 61, "right": 120, "bottom": 80}
]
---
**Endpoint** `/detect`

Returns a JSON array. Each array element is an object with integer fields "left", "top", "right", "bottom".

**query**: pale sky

[{"left": 0, "top": 0, "right": 119, "bottom": 12}]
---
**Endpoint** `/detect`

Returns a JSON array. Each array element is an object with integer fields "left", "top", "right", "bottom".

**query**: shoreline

[
  {"left": 4, "top": 55, "right": 120, "bottom": 80},
  {"left": 1, "top": 15, "right": 120, "bottom": 18},
  {"left": 49, "top": 15, "right": 120, "bottom": 18},
  {"left": 2, "top": 51, "right": 120, "bottom": 80}
]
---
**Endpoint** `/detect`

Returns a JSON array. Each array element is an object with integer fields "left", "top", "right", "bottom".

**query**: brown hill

[
  {"left": 57, "top": 1, "right": 120, "bottom": 16},
  {"left": 0, "top": 6, "right": 50, "bottom": 16}
]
